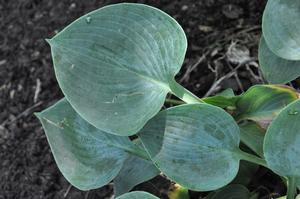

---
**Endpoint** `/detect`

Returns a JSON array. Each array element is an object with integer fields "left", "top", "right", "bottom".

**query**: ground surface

[{"left": 0, "top": 0, "right": 281, "bottom": 198}]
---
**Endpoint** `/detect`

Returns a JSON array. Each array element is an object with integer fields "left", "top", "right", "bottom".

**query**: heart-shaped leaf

[
  {"left": 264, "top": 99, "right": 300, "bottom": 183},
  {"left": 48, "top": 3, "right": 188, "bottom": 136},
  {"left": 258, "top": 37, "right": 300, "bottom": 84},
  {"left": 36, "top": 98, "right": 141, "bottom": 190},
  {"left": 116, "top": 191, "right": 159, "bottom": 199},
  {"left": 114, "top": 145, "right": 160, "bottom": 196},
  {"left": 139, "top": 104, "right": 242, "bottom": 191},
  {"left": 235, "top": 85, "right": 298, "bottom": 123},
  {"left": 262, "top": 0, "right": 300, "bottom": 60}
]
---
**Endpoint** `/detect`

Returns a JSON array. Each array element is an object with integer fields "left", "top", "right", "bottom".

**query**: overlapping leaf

[
  {"left": 264, "top": 100, "right": 300, "bottom": 188},
  {"left": 36, "top": 98, "right": 143, "bottom": 190},
  {"left": 139, "top": 104, "right": 242, "bottom": 191},
  {"left": 259, "top": 37, "right": 300, "bottom": 84},
  {"left": 114, "top": 143, "right": 160, "bottom": 196},
  {"left": 48, "top": 3, "right": 188, "bottom": 136},
  {"left": 262, "top": 0, "right": 300, "bottom": 60}
]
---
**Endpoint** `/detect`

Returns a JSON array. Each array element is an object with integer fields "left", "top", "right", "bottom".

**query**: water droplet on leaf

[{"left": 86, "top": 16, "right": 92, "bottom": 24}]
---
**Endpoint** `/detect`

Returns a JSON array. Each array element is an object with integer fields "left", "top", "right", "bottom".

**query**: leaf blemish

[
  {"left": 85, "top": 16, "right": 92, "bottom": 24},
  {"left": 42, "top": 117, "right": 64, "bottom": 129}
]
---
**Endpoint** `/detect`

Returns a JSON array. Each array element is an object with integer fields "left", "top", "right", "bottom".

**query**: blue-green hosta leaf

[
  {"left": 116, "top": 191, "right": 159, "bottom": 199},
  {"left": 48, "top": 3, "right": 187, "bottom": 136},
  {"left": 35, "top": 98, "right": 140, "bottom": 190},
  {"left": 239, "top": 122, "right": 265, "bottom": 157},
  {"left": 209, "top": 184, "right": 253, "bottom": 199},
  {"left": 139, "top": 104, "right": 242, "bottom": 191},
  {"left": 259, "top": 37, "right": 300, "bottom": 84},
  {"left": 114, "top": 151, "right": 160, "bottom": 196},
  {"left": 262, "top": 0, "right": 300, "bottom": 60},
  {"left": 264, "top": 100, "right": 300, "bottom": 183},
  {"left": 235, "top": 85, "right": 298, "bottom": 123}
]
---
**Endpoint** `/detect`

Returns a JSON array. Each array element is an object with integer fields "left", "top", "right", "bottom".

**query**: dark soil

[{"left": 0, "top": 0, "right": 281, "bottom": 198}]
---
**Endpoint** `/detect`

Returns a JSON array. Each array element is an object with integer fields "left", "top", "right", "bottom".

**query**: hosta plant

[{"left": 37, "top": 2, "right": 300, "bottom": 199}]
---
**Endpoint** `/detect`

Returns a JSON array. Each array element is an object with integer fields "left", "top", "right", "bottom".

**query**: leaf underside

[{"left": 235, "top": 84, "right": 298, "bottom": 122}]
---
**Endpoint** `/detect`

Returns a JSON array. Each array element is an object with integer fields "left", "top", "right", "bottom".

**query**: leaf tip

[
  {"left": 45, "top": 38, "right": 53, "bottom": 45},
  {"left": 34, "top": 112, "right": 42, "bottom": 119}
]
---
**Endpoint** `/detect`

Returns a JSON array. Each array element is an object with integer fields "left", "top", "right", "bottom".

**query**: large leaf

[
  {"left": 208, "top": 184, "right": 253, "bottom": 199},
  {"left": 235, "top": 85, "right": 298, "bottom": 123},
  {"left": 139, "top": 104, "right": 242, "bottom": 191},
  {"left": 258, "top": 37, "right": 300, "bottom": 84},
  {"left": 239, "top": 122, "right": 265, "bottom": 157},
  {"left": 35, "top": 98, "right": 140, "bottom": 190},
  {"left": 116, "top": 191, "right": 159, "bottom": 199},
  {"left": 114, "top": 145, "right": 160, "bottom": 196},
  {"left": 264, "top": 99, "right": 300, "bottom": 184},
  {"left": 262, "top": 0, "right": 300, "bottom": 60},
  {"left": 48, "top": 3, "right": 188, "bottom": 136}
]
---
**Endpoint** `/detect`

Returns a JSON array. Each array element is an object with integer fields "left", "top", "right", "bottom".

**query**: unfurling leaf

[{"left": 235, "top": 85, "right": 298, "bottom": 124}]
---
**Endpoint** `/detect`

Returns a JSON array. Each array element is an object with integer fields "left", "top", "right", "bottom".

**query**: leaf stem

[
  {"left": 169, "top": 80, "right": 204, "bottom": 104},
  {"left": 237, "top": 149, "right": 268, "bottom": 168},
  {"left": 287, "top": 176, "right": 296, "bottom": 199},
  {"left": 165, "top": 98, "right": 184, "bottom": 105}
]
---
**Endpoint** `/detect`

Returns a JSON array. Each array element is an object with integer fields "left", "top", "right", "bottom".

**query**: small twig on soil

[
  {"left": 180, "top": 54, "right": 206, "bottom": 83},
  {"left": 204, "top": 58, "right": 255, "bottom": 97},
  {"left": 1, "top": 101, "right": 43, "bottom": 126},
  {"left": 84, "top": 191, "right": 90, "bottom": 199},
  {"left": 227, "top": 60, "right": 245, "bottom": 92},
  {"left": 34, "top": 78, "right": 41, "bottom": 103},
  {"left": 63, "top": 184, "right": 72, "bottom": 198}
]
